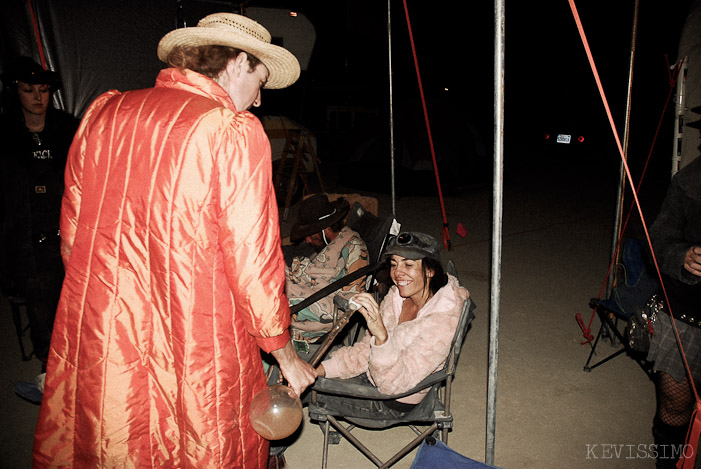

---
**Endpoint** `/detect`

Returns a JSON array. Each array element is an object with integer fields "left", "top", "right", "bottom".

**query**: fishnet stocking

[{"left": 656, "top": 371, "right": 695, "bottom": 426}]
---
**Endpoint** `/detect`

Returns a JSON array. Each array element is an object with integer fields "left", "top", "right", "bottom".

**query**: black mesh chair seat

[{"left": 310, "top": 374, "right": 450, "bottom": 430}]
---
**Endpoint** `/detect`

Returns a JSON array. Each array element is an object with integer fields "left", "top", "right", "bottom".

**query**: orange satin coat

[{"left": 33, "top": 68, "right": 291, "bottom": 468}]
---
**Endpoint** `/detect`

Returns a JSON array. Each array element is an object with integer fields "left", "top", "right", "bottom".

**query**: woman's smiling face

[{"left": 389, "top": 254, "right": 433, "bottom": 300}]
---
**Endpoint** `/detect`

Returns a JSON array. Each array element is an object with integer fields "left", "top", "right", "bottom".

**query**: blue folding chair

[
  {"left": 583, "top": 237, "right": 657, "bottom": 376},
  {"left": 411, "top": 437, "right": 500, "bottom": 468}
]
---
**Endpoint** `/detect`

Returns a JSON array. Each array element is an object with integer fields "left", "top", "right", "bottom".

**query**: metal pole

[
  {"left": 607, "top": 0, "right": 639, "bottom": 296},
  {"left": 486, "top": 0, "right": 504, "bottom": 465},
  {"left": 387, "top": 0, "right": 397, "bottom": 218},
  {"left": 671, "top": 59, "right": 687, "bottom": 177}
]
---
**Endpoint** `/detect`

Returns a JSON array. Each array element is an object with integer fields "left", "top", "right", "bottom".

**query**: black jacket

[
  {"left": 0, "top": 108, "right": 79, "bottom": 294},
  {"left": 649, "top": 156, "right": 701, "bottom": 317}
]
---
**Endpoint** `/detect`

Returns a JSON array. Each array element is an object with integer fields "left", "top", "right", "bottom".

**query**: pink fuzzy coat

[{"left": 321, "top": 275, "right": 469, "bottom": 404}]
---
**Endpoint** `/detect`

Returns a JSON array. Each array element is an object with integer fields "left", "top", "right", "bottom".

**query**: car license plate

[{"left": 556, "top": 134, "right": 571, "bottom": 144}]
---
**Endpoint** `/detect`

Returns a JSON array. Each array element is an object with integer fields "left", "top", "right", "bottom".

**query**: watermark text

[{"left": 585, "top": 443, "right": 693, "bottom": 460}]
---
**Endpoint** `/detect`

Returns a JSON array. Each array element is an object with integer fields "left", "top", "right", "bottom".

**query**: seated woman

[{"left": 316, "top": 231, "right": 470, "bottom": 412}]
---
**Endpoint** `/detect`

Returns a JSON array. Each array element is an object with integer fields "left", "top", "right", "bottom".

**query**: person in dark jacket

[
  {"left": 646, "top": 106, "right": 701, "bottom": 469},
  {"left": 0, "top": 56, "right": 79, "bottom": 403}
]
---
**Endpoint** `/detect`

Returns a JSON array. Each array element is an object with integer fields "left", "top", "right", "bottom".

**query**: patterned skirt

[{"left": 647, "top": 313, "right": 701, "bottom": 383}]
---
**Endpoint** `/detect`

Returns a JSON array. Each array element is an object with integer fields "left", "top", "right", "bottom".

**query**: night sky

[
  {"left": 3, "top": 0, "right": 689, "bottom": 193},
  {"left": 251, "top": 0, "right": 692, "bottom": 153},
  {"left": 245, "top": 0, "right": 693, "bottom": 190}
]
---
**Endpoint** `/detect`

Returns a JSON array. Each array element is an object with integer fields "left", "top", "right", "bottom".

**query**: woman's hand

[
  {"left": 351, "top": 293, "right": 388, "bottom": 345},
  {"left": 684, "top": 246, "right": 701, "bottom": 277}
]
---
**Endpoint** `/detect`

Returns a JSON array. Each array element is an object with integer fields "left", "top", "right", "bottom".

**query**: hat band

[
  {"left": 317, "top": 209, "right": 337, "bottom": 221},
  {"left": 199, "top": 17, "right": 269, "bottom": 43}
]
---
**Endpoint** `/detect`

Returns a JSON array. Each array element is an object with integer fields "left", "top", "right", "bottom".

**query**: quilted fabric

[{"left": 33, "top": 68, "right": 290, "bottom": 468}]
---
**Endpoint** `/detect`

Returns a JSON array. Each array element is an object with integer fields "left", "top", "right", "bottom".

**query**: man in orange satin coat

[{"left": 33, "top": 13, "right": 316, "bottom": 468}]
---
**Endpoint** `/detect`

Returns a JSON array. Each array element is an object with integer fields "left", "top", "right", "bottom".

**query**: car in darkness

[
  {"left": 541, "top": 119, "right": 590, "bottom": 157},
  {"left": 520, "top": 112, "right": 610, "bottom": 160}
]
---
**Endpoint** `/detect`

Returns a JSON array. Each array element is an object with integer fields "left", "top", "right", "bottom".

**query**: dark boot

[{"left": 653, "top": 416, "right": 689, "bottom": 468}]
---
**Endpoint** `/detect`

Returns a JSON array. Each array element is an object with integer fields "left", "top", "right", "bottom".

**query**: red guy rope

[
  {"left": 401, "top": 0, "right": 451, "bottom": 250},
  {"left": 27, "top": 0, "right": 48, "bottom": 70},
  {"left": 568, "top": 3, "right": 699, "bottom": 466}
]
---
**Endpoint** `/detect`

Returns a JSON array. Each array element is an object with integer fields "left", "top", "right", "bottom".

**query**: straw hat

[{"left": 157, "top": 12, "right": 300, "bottom": 89}]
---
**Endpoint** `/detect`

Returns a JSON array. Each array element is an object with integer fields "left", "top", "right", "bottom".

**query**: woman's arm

[{"left": 368, "top": 280, "right": 468, "bottom": 395}]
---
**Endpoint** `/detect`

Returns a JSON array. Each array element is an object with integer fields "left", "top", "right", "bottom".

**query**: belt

[
  {"left": 660, "top": 303, "right": 701, "bottom": 329},
  {"left": 658, "top": 277, "right": 701, "bottom": 328}
]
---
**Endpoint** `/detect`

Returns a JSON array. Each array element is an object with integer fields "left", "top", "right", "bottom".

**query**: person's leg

[
  {"left": 25, "top": 297, "right": 54, "bottom": 367},
  {"left": 652, "top": 372, "right": 694, "bottom": 468},
  {"left": 25, "top": 252, "right": 63, "bottom": 368},
  {"left": 15, "top": 253, "right": 63, "bottom": 403}
]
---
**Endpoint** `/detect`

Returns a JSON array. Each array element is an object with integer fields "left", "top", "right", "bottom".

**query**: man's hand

[
  {"left": 684, "top": 246, "right": 701, "bottom": 277},
  {"left": 270, "top": 341, "right": 317, "bottom": 397}
]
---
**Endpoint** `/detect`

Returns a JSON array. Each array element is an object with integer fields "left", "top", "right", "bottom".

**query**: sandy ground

[{"left": 0, "top": 155, "right": 663, "bottom": 468}]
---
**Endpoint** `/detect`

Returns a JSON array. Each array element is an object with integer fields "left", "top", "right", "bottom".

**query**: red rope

[
  {"left": 568, "top": 1, "right": 699, "bottom": 464},
  {"left": 578, "top": 55, "right": 684, "bottom": 343},
  {"left": 27, "top": 0, "right": 48, "bottom": 70},
  {"left": 401, "top": 0, "right": 451, "bottom": 249}
]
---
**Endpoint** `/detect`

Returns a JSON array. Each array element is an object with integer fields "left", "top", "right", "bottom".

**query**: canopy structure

[
  {"left": 675, "top": 0, "right": 701, "bottom": 170},
  {"left": 1, "top": 0, "right": 700, "bottom": 467},
  {"left": 0, "top": 1, "right": 315, "bottom": 117}
]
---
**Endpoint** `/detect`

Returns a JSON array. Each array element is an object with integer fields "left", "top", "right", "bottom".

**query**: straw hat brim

[{"left": 157, "top": 26, "right": 300, "bottom": 90}]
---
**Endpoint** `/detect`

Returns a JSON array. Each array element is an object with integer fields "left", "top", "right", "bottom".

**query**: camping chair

[
  {"left": 583, "top": 237, "right": 657, "bottom": 377},
  {"left": 307, "top": 292, "right": 475, "bottom": 468}
]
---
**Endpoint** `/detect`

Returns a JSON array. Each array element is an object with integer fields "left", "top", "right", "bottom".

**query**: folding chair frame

[
  {"left": 582, "top": 237, "right": 656, "bottom": 378},
  {"left": 308, "top": 297, "right": 475, "bottom": 468},
  {"left": 583, "top": 298, "right": 653, "bottom": 379}
]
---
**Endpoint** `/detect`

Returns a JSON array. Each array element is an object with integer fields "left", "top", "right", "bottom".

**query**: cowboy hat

[
  {"left": 1, "top": 56, "right": 61, "bottom": 88},
  {"left": 157, "top": 12, "right": 300, "bottom": 90},
  {"left": 290, "top": 194, "right": 350, "bottom": 243},
  {"left": 687, "top": 105, "right": 701, "bottom": 129}
]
